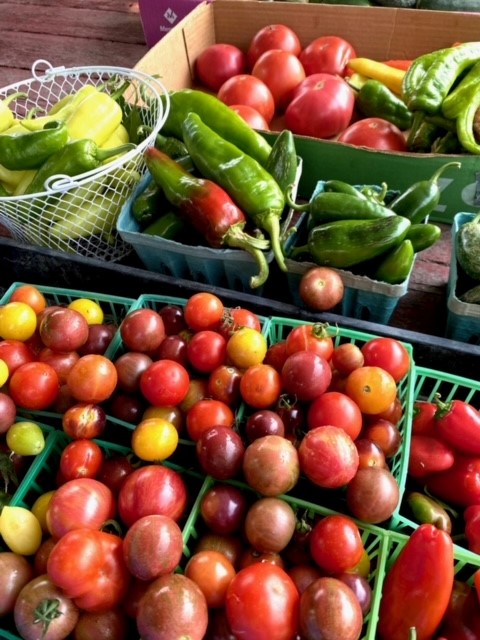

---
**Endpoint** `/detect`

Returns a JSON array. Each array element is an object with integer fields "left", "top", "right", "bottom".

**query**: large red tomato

[
  {"left": 247, "top": 24, "right": 302, "bottom": 69},
  {"left": 195, "top": 43, "right": 248, "bottom": 92},
  {"left": 226, "top": 563, "right": 299, "bottom": 640},
  {"left": 252, "top": 50, "right": 306, "bottom": 112},
  {"left": 285, "top": 74, "right": 355, "bottom": 139},
  {"left": 217, "top": 74, "right": 275, "bottom": 123},
  {"left": 299, "top": 35, "right": 356, "bottom": 77},
  {"left": 337, "top": 117, "right": 407, "bottom": 151}
]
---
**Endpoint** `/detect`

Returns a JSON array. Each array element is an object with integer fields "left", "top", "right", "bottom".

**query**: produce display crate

[
  {"left": 180, "top": 474, "right": 390, "bottom": 640},
  {"left": 390, "top": 364, "right": 480, "bottom": 538},
  {"left": 116, "top": 160, "right": 302, "bottom": 296},
  {"left": 284, "top": 181, "right": 410, "bottom": 325},
  {"left": 446, "top": 212, "right": 480, "bottom": 345},
  {"left": 265, "top": 316, "right": 416, "bottom": 525}
]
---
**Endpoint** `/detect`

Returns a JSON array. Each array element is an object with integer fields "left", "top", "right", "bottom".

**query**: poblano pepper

[
  {"left": 356, "top": 79, "right": 413, "bottom": 130},
  {"left": 290, "top": 215, "right": 411, "bottom": 269},
  {"left": 161, "top": 89, "right": 272, "bottom": 166},
  {"left": 181, "top": 112, "right": 287, "bottom": 272},
  {"left": 0, "top": 121, "right": 68, "bottom": 171},
  {"left": 24, "top": 139, "right": 135, "bottom": 195},
  {"left": 144, "top": 146, "right": 272, "bottom": 289}
]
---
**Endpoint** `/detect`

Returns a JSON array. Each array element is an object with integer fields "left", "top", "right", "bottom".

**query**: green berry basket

[
  {"left": 264, "top": 316, "right": 416, "bottom": 526},
  {"left": 389, "top": 364, "right": 480, "bottom": 538}
]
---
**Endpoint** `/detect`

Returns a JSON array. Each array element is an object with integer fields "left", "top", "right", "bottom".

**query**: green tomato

[{"left": 6, "top": 421, "right": 45, "bottom": 456}]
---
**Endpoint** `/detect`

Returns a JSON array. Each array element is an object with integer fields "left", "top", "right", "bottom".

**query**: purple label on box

[{"left": 139, "top": 0, "right": 205, "bottom": 47}]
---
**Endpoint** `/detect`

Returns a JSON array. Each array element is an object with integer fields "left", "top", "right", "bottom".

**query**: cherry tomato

[
  {"left": 239, "top": 363, "right": 282, "bottom": 409},
  {"left": 119, "top": 308, "right": 165, "bottom": 353},
  {"left": 67, "top": 354, "right": 118, "bottom": 404},
  {"left": 0, "top": 302, "right": 37, "bottom": 342},
  {"left": 195, "top": 43, "right": 248, "bottom": 92},
  {"left": 187, "top": 330, "right": 227, "bottom": 373},
  {"left": 9, "top": 361, "right": 60, "bottom": 410},
  {"left": 131, "top": 417, "right": 179, "bottom": 462},
  {"left": 252, "top": 50, "right": 306, "bottom": 112},
  {"left": 337, "top": 117, "right": 408, "bottom": 151},
  {"left": 307, "top": 391, "right": 363, "bottom": 441},
  {"left": 331, "top": 342, "right": 365, "bottom": 376},
  {"left": 285, "top": 322, "right": 334, "bottom": 360},
  {"left": 225, "top": 563, "right": 300, "bottom": 640},
  {"left": 247, "top": 24, "right": 302, "bottom": 68},
  {"left": 361, "top": 337, "right": 411, "bottom": 382},
  {"left": 186, "top": 398, "right": 235, "bottom": 441},
  {"left": 219, "top": 307, "right": 262, "bottom": 339},
  {"left": 140, "top": 359, "right": 190, "bottom": 407},
  {"left": 217, "top": 74, "right": 275, "bottom": 123},
  {"left": 309, "top": 514, "right": 365, "bottom": 574},
  {"left": 185, "top": 550, "right": 236, "bottom": 608},
  {"left": 226, "top": 327, "right": 267, "bottom": 369},
  {"left": 184, "top": 292, "right": 225, "bottom": 332},
  {"left": 59, "top": 439, "right": 104, "bottom": 480},
  {"left": 281, "top": 350, "right": 332, "bottom": 402},
  {"left": 345, "top": 366, "right": 398, "bottom": 415},
  {"left": 68, "top": 298, "right": 104, "bottom": 325},
  {"left": 207, "top": 364, "right": 242, "bottom": 406},
  {"left": 299, "top": 35, "right": 356, "bottom": 76},
  {"left": 10, "top": 284, "right": 47, "bottom": 314},
  {"left": 0, "top": 339, "right": 35, "bottom": 374}
]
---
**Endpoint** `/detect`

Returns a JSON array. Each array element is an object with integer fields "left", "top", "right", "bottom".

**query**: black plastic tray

[{"left": 1, "top": 237, "right": 478, "bottom": 379}]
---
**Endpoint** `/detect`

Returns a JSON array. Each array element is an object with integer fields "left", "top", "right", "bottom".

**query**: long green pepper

[
  {"left": 0, "top": 121, "right": 68, "bottom": 171},
  {"left": 181, "top": 112, "right": 288, "bottom": 272}
]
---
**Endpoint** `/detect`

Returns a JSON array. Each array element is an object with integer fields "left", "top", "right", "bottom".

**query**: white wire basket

[{"left": 0, "top": 60, "right": 170, "bottom": 261}]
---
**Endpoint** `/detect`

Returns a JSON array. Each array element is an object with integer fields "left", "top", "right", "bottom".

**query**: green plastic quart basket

[
  {"left": 390, "top": 364, "right": 480, "bottom": 537},
  {"left": 264, "top": 316, "right": 416, "bottom": 526}
]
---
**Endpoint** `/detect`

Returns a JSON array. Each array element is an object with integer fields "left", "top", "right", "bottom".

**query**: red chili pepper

[
  {"left": 408, "top": 434, "right": 456, "bottom": 479},
  {"left": 412, "top": 400, "right": 437, "bottom": 437},
  {"left": 464, "top": 505, "right": 480, "bottom": 554},
  {"left": 424, "top": 455, "right": 480, "bottom": 508},
  {"left": 143, "top": 147, "right": 270, "bottom": 289},
  {"left": 377, "top": 524, "right": 454, "bottom": 640},
  {"left": 435, "top": 396, "right": 480, "bottom": 456},
  {"left": 383, "top": 59, "right": 413, "bottom": 71},
  {"left": 438, "top": 579, "right": 480, "bottom": 639}
]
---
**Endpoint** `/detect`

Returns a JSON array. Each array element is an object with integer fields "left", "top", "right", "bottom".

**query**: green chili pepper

[
  {"left": 401, "top": 49, "right": 445, "bottom": 106},
  {"left": 455, "top": 90, "right": 480, "bottom": 155},
  {"left": 181, "top": 112, "right": 287, "bottom": 272},
  {"left": 403, "top": 43, "right": 480, "bottom": 114},
  {"left": 264, "top": 129, "right": 298, "bottom": 197},
  {"left": 290, "top": 215, "right": 411, "bottom": 268},
  {"left": 0, "top": 92, "right": 27, "bottom": 133},
  {"left": 323, "top": 180, "right": 369, "bottom": 200},
  {"left": 132, "top": 180, "right": 169, "bottom": 226},
  {"left": 154, "top": 133, "right": 189, "bottom": 160},
  {"left": 406, "top": 492, "right": 452, "bottom": 533},
  {"left": 356, "top": 79, "right": 413, "bottom": 130},
  {"left": 142, "top": 211, "right": 185, "bottom": 239},
  {"left": 374, "top": 238, "right": 415, "bottom": 284},
  {"left": 0, "top": 121, "right": 68, "bottom": 171},
  {"left": 292, "top": 191, "right": 395, "bottom": 229},
  {"left": 389, "top": 161, "right": 461, "bottom": 224},
  {"left": 442, "top": 59, "right": 480, "bottom": 121},
  {"left": 405, "top": 222, "right": 442, "bottom": 252},
  {"left": 24, "top": 140, "right": 135, "bottom": 195},
  {"left": 162, "top": 89, "right": 272, "bottom": 166}
]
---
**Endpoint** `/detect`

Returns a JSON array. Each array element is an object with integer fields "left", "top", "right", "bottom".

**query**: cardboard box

[
  {"left": 135, "top": 0, "right": 480, "bottom": 224},
  {"left": 138, "top": 0, "right": 204, "bottom": 47}
]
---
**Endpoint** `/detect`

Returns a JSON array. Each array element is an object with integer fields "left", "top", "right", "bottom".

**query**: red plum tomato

[
  {"left": 217, "top": 74, "right": 275, "bottom": 123},
  {"left": 195, "top": 43, "right": 248, "bottom": 92},
  {"left": 299, "top": 35, "right": 356, "bottom": 77},
  {"left": 285, "top": 74, "right": 355, "bottom": 139},
  {"left": 247, "top": 24, "right": 302, "bottom": 69},
  {"left": 337, "top": 117, "right": 407, "bottom": 151},
  {"left": 226, "top": 563, "right": 300, "bottom": 640},
  {"left": 252, "top": 50, "right": 306, "bottom": 112}
]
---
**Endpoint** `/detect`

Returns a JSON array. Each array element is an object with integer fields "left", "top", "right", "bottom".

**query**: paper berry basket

[{"left": 0, "top": 60, "right": 169, "bottom": 261}]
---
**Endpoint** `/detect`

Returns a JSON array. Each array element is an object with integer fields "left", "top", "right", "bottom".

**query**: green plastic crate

[
  {"left": 390, "top": 365, "right": 480, "bottom": 538},
  {"left": 264, "top": 316, "right": 416, "bottom": 527},
  {"left": 180, "top": 474, "right": 390, "bottom": 640}
]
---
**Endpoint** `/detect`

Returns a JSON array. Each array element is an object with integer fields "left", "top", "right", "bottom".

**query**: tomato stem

[
  {"left": 34, "top": 598, "right": 62, "bottom": 638},
  {"left": 433, "top": 392, "right": 453, "bottom": 419}
]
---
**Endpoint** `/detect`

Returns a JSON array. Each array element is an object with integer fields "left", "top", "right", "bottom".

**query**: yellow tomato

[
  {"left": 0, "top": 506, "right": 43, "bottom": 555},
  {"left": 6, "top": 421, "right": 45, "bottom": 456},
  {"left": 132, "top": 417, "right": 179, "bottom": 462},
  {"left": 31, "top": 490, "right": 56, "bottom": 534},
  {"left": 0, "top": 358, "right": 9, "bottom": 387},
  {"left": 0, "top": 301, "right": 37, "bottom": 341},
  {"left": 68, "top": 298, "right": 104, "bottom": 325},
  {"left": 226, "top": 327, "right": 268, "bottom": 369},
  {"left": 142, "top": 405, "right": 184, "bottom": 433}
]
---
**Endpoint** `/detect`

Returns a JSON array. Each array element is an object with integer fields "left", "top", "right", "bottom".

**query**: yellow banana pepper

[
  {"left": 0, "top": 92, "right": 27, "bottom": 133},
  {"left": 347, "top": 58, "right": 406, "bottom": 96},
  {"left": 20, "top": 85, "right": 100, "bottom": 132},
  {"left": 64, "top": 91, "right": 123, "bottom": 147}
]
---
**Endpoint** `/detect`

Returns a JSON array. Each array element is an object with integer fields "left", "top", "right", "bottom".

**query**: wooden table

[{"left": 0, "top": 0, "right": 456, "bottom": 339}]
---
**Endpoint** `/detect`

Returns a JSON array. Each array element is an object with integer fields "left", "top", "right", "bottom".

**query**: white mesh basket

[{"left": 0, "top": 60, "right": 170, "bottom": 261}]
